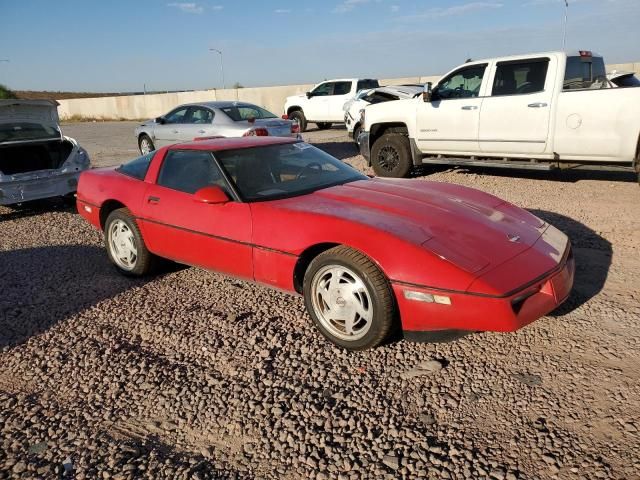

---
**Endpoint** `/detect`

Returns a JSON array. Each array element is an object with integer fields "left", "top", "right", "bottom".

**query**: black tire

[
  {"left": 353, "top": 124, "right": 362, "bottom": 145},
  {"left": 288, "top": 110, "right": 307, "bottom": 133},
  {"left": 371, "top": 133, "right": 412, "bottom": 178},
  {"left": 104, "top": 208, "right": 157, "bottom": 276},
  {"left": 303, "top": 245, "right": 397, "bottom": 351},
  {"left": 316, "top": 122, "right": 332, "bottom": 130},
  {"left": 138, "top": 134, "right": 155, "bottom": 155}
]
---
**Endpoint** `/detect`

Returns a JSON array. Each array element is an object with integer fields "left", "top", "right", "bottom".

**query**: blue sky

[{"left": 1, "top": 0, "right": 638, "bottom": 92}]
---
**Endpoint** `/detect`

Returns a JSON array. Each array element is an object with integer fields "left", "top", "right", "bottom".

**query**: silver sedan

[{"left": 134, "top": 101, "right": 298, "bottom": 154}]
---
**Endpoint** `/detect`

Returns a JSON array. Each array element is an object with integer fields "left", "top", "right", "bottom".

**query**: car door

[
  {"left": 326, "top": 81, "right": 353, "bottom": 122},
  {"left": 138, "top": 149, "right": 253, "bottom": 279},
  {"left": 416, "top": 64, "right": 487, "bottom": 153},
  {"left": 181, "top": 106, "right": 217, "bottom": 140},
  {"left": 153, "top": 106, "right": 191, "bottom": 147},
  {"left": 479, "top": 57, "right": 554, "bottom": 154},
  {"left": 304, "top": 82, "right": 333, "bottom": 121}
]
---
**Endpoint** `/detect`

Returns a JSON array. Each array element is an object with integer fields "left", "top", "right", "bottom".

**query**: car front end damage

[{"left": 0, "top": 137, "right": 90, "bottom": 205}]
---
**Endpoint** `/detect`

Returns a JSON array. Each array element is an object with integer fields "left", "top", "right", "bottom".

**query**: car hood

[
  {"left": 274, "top": 178, "right": 547, "bottom": 274},
  {"left": 0, "top": 100, "right": 63, "bottom": 144}
]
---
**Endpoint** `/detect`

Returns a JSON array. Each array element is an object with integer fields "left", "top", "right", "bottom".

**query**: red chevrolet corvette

[{"left": 76, "top": 137, "right": 574, "bottom": 350}]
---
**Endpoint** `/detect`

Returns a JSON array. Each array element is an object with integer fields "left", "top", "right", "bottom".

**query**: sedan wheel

[
  {"left": 303, "top": 246, "right": 396, "bottom": 350},
  {"left": 105, "top": 208, "right": 157, "bottom": 276},
  {"left": 139, "top": 134, "right": 155, "bottom": 155}
]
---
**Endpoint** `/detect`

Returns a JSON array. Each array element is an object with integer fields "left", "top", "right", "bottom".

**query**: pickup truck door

[
  {"left": 479, "top": 57, "right": 555, "bottom": 154},
  {"left": 304, "top": 82, "right": 332, "bottom": 121},
  {"left": 326, "top": 81, "right": 353, "bottom": 122},
  {"left": 416, "top": 64, "right": 487, "bottom": 153}
]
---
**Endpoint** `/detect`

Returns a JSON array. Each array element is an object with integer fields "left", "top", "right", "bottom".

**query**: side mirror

[
  {"left": 422, "top": 82, "right": 433, "bottom": 103},
  {"left": 194, "top": 185, "right": 229, "bottom": 204},
  {"left": 305, "top": 92, "right": 312, "bottom": 99},
  {"left": 156, "top": 116, "right": 166, "bottom": 124}
]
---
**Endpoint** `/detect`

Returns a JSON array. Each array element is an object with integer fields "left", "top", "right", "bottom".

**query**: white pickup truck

[
  {"left": 284, "top": 78, "right": 379, "bottom": 132},
  {"left": 359, "top": 51, "right": 640, "bottom": 183}
]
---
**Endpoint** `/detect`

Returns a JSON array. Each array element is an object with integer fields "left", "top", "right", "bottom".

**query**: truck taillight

[{"left": 243, "top": 128, "right": 269, "bottom": 137}]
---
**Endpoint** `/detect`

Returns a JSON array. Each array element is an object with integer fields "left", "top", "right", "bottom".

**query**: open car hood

[{"left": 0, "top": 100, "right": 62, "bottom": 145}]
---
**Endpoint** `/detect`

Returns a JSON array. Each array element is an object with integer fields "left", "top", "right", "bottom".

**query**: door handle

[
  {"left": 461, "top": 106, "right": 478, "bottom": 110},
  {"left": 147, "top": 196, "right": 160, "bottom": 204},
  {"left": 528, "top": 102, "right": 548, "bottom": 108},
  {"left": 198, "top": 129, "right": 206, "bottom": 134}
]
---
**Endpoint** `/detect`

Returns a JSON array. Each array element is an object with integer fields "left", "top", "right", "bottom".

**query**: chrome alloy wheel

[
  {"left": 310, "top": 265, "right": 374, "bottom": 341},
  {"left": 108, "top": 219, "right": 138, "bottom": 271},
  {"left": 140, "top": 137, "right": 152, "bottom": 154}
]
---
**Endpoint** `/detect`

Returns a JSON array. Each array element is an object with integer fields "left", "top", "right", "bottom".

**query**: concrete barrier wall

[{"left": 57, "top": 64, "right": 639, "bottom": 121}]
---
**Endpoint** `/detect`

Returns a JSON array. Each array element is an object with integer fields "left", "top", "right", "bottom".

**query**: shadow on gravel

[
  {"left": 312, "top": 141, "right": 359, "bottom": 161},
  {"left": 531, "top": 210, "right": 612, "bottom": 316},
  {"left": 0, "top": 197, "right": 76, "bottom": 223},
  {"left": 0, "top": 245, "right": 152, "bottom": 349},
  {"left": 423, "top": 165, "right": 637, "bottom": 184}
]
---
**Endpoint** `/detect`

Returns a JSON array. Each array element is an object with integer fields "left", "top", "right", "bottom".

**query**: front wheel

[
  {"left": 138, "top": 134, "right": 155, "bottom": 155},
  {"left": 371, "top": 133, "right": 412, "bottom": 178},
  {"left": 105, "top": 208, "right": 157, "bottom": 276},
  {"left": 303, "top": 246, "right": 397, "bottom": 351},
  {"left": 353, "top": 124, "right": 362, "bottom": 146}
]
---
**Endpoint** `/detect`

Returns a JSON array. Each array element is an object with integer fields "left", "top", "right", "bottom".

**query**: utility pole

[
  {"left": 562, "top": 0, "right": 569, "bottom": 50},
  {"left": 209, "top": 48, "right": 226, "bottom": 90}
]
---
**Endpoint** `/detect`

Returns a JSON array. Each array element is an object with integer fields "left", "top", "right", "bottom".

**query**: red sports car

[{"left": 76, "top": 137, "right": 574, "bottom": 350}]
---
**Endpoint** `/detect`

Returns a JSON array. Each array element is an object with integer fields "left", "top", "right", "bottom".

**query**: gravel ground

[{"left": 1, "top": 122, "right": 639, "bottom": 479}]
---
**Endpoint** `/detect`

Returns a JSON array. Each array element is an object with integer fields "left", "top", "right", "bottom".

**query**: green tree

[{"left": 0, "top": 84, "right": 17, "bottom": 99}]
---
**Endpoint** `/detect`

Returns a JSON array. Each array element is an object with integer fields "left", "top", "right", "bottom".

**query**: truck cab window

[
  {"left": 435, "top": 65, "right": 486, "bottom": 100},
  {"left": 563, "top": 56, "right": 607, "bottom": 90},
  {"left": 492, "top": 59, "right": 549, "bottom": 96}
]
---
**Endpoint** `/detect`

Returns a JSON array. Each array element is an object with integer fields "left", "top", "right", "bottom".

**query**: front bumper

[
  {"left": 0, "top": 171, "right": 81, "bottom": 205},
  {"left": 396, "top": 245, "right": 575, "bottom": 334},
  {"left": 358, "top": 131, "right": 370, "bottom": 161}
]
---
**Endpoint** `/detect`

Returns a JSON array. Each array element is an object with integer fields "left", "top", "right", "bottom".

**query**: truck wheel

[
  {"left": 303, "top": 245, "right": 397, "bottom": 351},
  {"left": 371, "top": 133, "right": 412, "bottom": 178},
  {"left": 316, "top": 122, "right": 332, "bottom": 130},
  {"left": 288, "top": 111, "right": 307, "bottom": 132},
  {"left": 353, "top": 124, "right": 362, "bottom": 146}
]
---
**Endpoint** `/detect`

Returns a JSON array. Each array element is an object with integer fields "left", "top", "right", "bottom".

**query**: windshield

[
  {"left": 215, "top": 142, "right": 367, "bottom": 202},
  {"left": 0, "top": 122, "right": 60, "bottom": 143},
  {"left": 220, "top": 105, "right": 277, "bottom": 122},
  {"left": 612, "top": 74, "right": 640, "bottom": 88}
]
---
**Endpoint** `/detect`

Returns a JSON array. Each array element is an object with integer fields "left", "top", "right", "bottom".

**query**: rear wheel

[
  {"left": 105, "top": 208, "right": 157, "bottom": 276},
  {"left": 138, "top": 134, "right": 155, "bottom": 155},
  {"left": 316, "top": 122, "right": 332, "bottom": 130},
  {"left": 371, "top": 133, "right": 412, "bottom": 178},
  {"left": 303, "top": 246, "right": 397, "bottom": 351},
  {"left": 288, "top": 111, "right": 307, "bottom": 132}
]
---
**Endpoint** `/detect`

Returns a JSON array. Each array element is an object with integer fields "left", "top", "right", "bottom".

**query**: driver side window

[
  {"left": 311, "top": 82, "right": 333, "bottom": 96},
  {"left": 436, "top": 65, "right": 487, "bottom": 100},
  {"left": 165, "top": 107, "right": 189, "bottom": 124}
]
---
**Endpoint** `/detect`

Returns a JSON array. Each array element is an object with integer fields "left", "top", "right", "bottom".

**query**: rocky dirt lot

[{"left": 1, "top": 122, "right": 639, "bottom": 479}]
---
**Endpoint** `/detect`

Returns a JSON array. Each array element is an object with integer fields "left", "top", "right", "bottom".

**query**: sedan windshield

[
  {"left": 215, "top": 142, "right": 367, "bottom": 201},
  {"left": 0, "top": 122, "right": 60, "bottom": 143},
  {"left": 220, "top": 105, "right": 278, "bottom": 122}
]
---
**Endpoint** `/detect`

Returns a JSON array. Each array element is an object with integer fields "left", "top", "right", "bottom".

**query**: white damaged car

[
  {"left": 0, "top": 100, "right": 90, "bottom": 206},
  {"left": 343, "top": 85, "right": 423, "bottom": 144}
]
